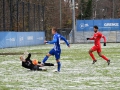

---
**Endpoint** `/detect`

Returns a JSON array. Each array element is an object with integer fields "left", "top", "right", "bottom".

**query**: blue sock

[
  {"left": 57, "top": 62, "right": 61, "bottom": 72},
  {"left": 42, "top": 56, "right": 49, "bottom": 63}
]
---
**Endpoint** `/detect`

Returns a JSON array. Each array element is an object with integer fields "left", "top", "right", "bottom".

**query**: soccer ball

[{"left": 32, "top": 59, "right": 38, "bottom": 65}]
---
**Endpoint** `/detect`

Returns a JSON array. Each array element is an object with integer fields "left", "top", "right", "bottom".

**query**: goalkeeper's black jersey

[{"left": 22, "top": 53, "right": 54, "bottom": 70}]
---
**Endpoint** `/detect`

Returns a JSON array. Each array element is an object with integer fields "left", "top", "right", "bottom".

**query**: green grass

[{"left": 0, "top": 43, "right": 120, "bottom": 90}]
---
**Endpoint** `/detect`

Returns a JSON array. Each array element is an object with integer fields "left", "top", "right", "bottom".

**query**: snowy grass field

[{"left": 0, "top": 43, "right": 120, "bottom": 90}]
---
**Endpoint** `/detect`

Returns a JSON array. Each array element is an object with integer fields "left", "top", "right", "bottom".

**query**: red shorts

[{"left": 91, "top": 45, "right": 101, "bottom": 53}]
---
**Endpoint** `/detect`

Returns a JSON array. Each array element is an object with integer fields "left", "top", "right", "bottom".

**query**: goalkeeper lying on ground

[{"left": 20, "top": 53, "right": 55, "bottom": 71}]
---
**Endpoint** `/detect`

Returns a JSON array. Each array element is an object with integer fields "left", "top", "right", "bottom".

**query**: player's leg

[
  {"left": 97, "top": 48, "right": 110, "bottom": 65},
  {"left": 42, "top": 53, "right": 51, "bottom": 64},
  {"left": 41, "top": 49, "right": 54, "bottom": 64},
  {"left": 89, "top": 46, "right": 97, "bottom": 64},
  {"left": 38, "top": 61, "right": 54, "bottom": 66},
  {"left": 55, "top": 50, "right": 61, "bottom": 72},
  {"left": 38, "top": 67, "right": 47, "bottom": 71},
  {"left": 56, "top": 60, "right": 61, "bottom": 72},
  {"left": 33, "top": 65, "right": 47, "bottom": 71},
  {"left": 97, "top": 52, "right": 109, "bottom": 61},
  {"left": 44, "top": 63, "right": 54, "bottom": 66}
]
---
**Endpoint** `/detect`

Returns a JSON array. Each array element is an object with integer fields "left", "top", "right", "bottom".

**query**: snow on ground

[{"left": 0, "top": 43, "right": 120, "bottom": 90}]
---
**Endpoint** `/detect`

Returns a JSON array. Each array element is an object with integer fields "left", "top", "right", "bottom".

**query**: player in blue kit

[{"left": 41, "top": 27, "right": 70, "bottom": 72}]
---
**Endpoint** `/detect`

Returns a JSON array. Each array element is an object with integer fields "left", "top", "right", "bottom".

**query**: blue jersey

[{"left": 47, "top": 33, "right": 69, "bottom": 51}]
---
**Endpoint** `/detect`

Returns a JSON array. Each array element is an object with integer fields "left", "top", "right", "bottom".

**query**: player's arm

[
  {"left": 60, "top": 36, "right": 70, "bottom": 47},
  {"left": 45, "top": 36, "right": 57, "bottom": 44},
  {"left": 86, "top": 36, "right": 94, "bottom": 40},
  {"left": 25, "top": 53, "right": 31, "bottom": 61},
  {"left": 102, "top": 35, "right": 106, "bottom": 46}
]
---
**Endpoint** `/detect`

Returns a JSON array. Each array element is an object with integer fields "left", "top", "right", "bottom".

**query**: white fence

[{"left": 73, "top": 31, "right": 120, "bottom": 43}]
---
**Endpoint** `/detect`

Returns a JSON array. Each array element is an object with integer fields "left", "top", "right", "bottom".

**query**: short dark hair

[
  {"left": 52, "top": 27, "right": 57, "bottom": 32},
  {"left": 94, "top": 25, "right": 98, "bottom": 29}
]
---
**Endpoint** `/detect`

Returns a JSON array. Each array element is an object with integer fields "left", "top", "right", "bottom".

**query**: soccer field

[{"left": 0, "top": 43, "right": 120, "bottom": 90}]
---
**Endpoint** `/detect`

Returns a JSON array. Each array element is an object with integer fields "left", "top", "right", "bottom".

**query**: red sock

[
  {"left": 101, "top": 55, "right": 109, "bottom": 61},
  {"left": 89, "top": 53, "right": 96, "bottom": 60}
]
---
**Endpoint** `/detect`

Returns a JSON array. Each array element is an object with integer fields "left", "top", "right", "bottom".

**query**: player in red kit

[{"left": 87, "top": 26, "right": 110, "bottom": 65}]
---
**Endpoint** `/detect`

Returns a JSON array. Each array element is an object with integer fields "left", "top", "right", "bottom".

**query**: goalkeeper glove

[
  {"left": 86, "top": 38, "right": 90, "bottom": 40},
  {"left": 103, "top": 43, "right": 106, "bottom": 46}
]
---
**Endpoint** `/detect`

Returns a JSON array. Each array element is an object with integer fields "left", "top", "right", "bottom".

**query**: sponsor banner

[
  {"left": 76, "top": 19, "right": 120, "bottom": 31},
  {"left": 0, "top": 32, "right": 45, "bottom": 48}
]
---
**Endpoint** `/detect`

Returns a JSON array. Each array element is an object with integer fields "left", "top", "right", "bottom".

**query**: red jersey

[{"left": 89, "top": 32, "right": 106, "bottom": 46}]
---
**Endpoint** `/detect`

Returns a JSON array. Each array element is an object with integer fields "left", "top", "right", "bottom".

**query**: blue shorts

[{"left": 49, "top": 49, "right": 61, "bottom": 60}]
